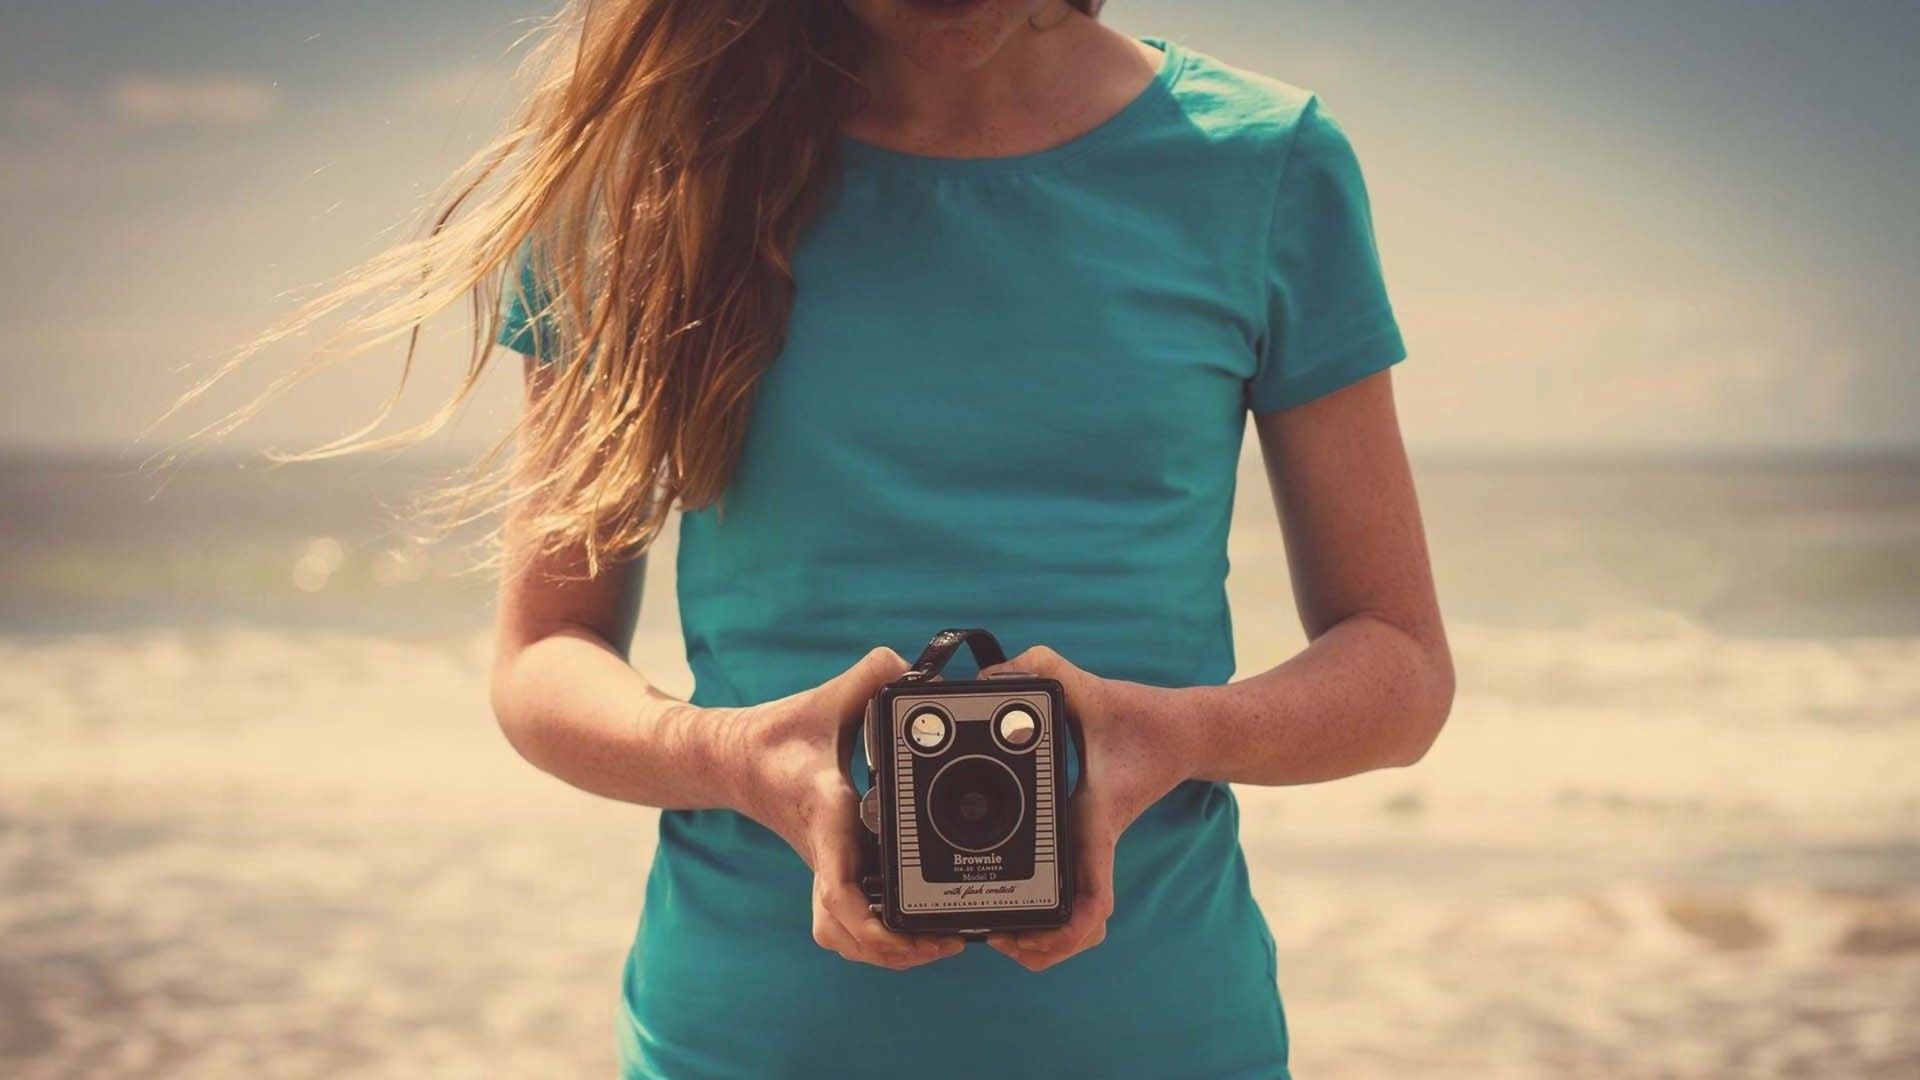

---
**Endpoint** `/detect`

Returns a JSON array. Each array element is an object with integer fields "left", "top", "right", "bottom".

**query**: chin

[{"left": 867, "top": 0, "right": 1029, "bottom": 71}]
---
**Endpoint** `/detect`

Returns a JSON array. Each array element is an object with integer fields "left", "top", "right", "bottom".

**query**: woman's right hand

[{"left": 725, "top": 646, "right": 967, "bottom": 971}]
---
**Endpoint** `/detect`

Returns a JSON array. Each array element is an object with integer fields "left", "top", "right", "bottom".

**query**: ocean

[{"left": 2, "top": 449, "right": 1917, "bottom": 1077}]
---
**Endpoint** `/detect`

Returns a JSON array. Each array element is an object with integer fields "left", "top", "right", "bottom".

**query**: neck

[{"left": 851, "top": 15, "right": 1106, "bottom": 147}]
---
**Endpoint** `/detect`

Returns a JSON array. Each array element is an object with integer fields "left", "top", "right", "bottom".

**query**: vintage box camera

[{"left": 857, "top": 628, "right": 1080, "bottom": 935}]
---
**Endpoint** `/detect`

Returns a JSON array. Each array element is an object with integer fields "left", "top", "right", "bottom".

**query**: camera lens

[{"left": 926, "top": 755, "right": 1025, "bottom": 853}]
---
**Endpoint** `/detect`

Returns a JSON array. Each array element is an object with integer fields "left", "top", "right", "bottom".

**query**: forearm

[
  {"left": 1162, "top": 612, "right": 1454, "bottom": 787},
  {"left": 489, "top": 624, "right": 752, "bottom": 810}
]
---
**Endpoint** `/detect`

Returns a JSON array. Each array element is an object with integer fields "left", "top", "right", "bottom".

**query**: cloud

[
  {"left": 106, "top": 74, "right": 279, "bottom": 128},
  {"left": 396, "top": 67, "right": 509, "bottom": 112}
]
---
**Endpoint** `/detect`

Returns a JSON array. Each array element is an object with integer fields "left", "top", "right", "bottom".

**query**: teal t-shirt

[{"left": 502, "top": 35, "right": 1404, "bottom": 1080}]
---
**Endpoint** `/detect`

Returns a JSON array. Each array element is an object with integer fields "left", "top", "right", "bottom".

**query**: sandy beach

[{"left": 3, "top": 456, "right": 1918, "bottom": 1077}]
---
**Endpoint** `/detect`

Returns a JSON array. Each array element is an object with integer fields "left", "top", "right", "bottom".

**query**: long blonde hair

[{"left": 168, "top": 0, "right": 1095, "bottom": 577}]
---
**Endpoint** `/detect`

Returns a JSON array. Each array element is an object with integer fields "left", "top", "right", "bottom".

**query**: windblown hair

[{"left": 168, "top": 0, "right": 1099, "bottom": 577}]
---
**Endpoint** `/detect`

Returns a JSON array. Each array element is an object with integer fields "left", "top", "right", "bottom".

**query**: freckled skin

[
  {"left": 838, "top": 1, "right": 1161, "bottom": 162},
  {"left": 840, "top": 0, "right": 1044, "bottom": 73}
]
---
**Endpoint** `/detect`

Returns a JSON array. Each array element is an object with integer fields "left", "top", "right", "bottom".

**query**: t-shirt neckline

[{"left": 838, "top": 35, "right": 1185, "bottom": 179}]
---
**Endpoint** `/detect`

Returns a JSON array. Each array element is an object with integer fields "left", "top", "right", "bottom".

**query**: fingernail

[{"left": 1015, "top": 938, "right": 1049, "bottom": 951}]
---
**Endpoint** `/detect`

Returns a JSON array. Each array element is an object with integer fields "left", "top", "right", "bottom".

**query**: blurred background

[{"left": 2, "top": 1, "right": 1916, "bottom": 1076}]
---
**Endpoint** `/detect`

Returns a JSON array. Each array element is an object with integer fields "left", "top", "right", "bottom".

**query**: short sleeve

[
  {"left": 1245, "top": 95, "right": 1407, "bottom": 414},
  {"left": 495, "top": 242, "right": 559, "bottom": 362}
]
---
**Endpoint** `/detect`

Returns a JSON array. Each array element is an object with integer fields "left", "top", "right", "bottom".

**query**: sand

[{"left": 3, "top": 619, "right": 1917, "bottom": 1078}]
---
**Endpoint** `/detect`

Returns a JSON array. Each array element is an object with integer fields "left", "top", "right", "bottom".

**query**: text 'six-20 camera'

[{"left": 858, "top": 628, "right": 1084, "bottom": 936}]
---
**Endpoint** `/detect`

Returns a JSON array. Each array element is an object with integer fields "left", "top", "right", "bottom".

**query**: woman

[{"left": 220, "top": 0, "right": 1453, "bottom": 1075}]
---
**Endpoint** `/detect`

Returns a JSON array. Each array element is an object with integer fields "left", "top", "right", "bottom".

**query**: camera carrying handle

[{"left": 899, "top": 627, "right": 1007, "bottom": 682}]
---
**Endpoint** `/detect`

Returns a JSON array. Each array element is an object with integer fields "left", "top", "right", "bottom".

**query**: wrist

[
  {"left": 1109, "top": 678, "right": 1205, "bottom": 784},
  {"left": 682, "top": 702, "right": 764, "bottom": 817},
  {"left": 1153, "top": 682, "right": 1233, "bottom": 782},
  {"left": 706, "top": 700, "right": 821, "bottom": 824}
]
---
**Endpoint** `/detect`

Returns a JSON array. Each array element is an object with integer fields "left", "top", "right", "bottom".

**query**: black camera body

[{"left": 858, "top": 629, "right": 1079, "bottom": 935}]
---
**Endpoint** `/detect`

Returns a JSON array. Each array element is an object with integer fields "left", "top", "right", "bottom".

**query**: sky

[{"left": 1, "top": 0, "right": 1915, "bottom": 457}]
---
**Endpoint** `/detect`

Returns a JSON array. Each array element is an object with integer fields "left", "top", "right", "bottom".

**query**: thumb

[
  {"left": 833, "top": 645, "right": 911, "bottom": 705},
  {"left": 981, "top": 644, "right": 1068, "bottom": 680}
]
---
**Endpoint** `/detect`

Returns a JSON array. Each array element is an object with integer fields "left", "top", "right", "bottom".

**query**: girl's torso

[{"left": 604, "top": 34, "right": 1403, "bottom": 1079}]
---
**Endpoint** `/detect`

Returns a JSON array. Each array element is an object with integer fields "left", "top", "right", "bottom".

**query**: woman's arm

[
  {"left": 490, "top": 544, "right": 758, "bottom": 809},
  {"left": 1179, "top": 366, "right": 1454, "bottom": 783},
  {"left": 488, "top": 355, "right": 962, "bottom": 971},
  {"left": 984, "top": 369, "right": 1453, "bottom": 969},
  {"left": 488, "top": 357, "right": 753, "bottom": 811}
]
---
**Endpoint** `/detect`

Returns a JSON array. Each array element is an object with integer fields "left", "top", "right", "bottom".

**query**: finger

[
  {"left": 812, "top": 874, "right": 913, "bottom": 970},
  {"left": 979, "top": 643, "right": 1068, "bottom": 680},
  {"left": 810, "top": 781, "right": 964, "bottom": 970},
  {"left": 995, "top": 826, "right": 1118, "bottom": 970},
  {"left": 912, "top": 932, "right": 969, "bottom": 961},
  {"left": 808, "top": 856, "right": 946, "bottom": 971},
  {"left": 836, "top": 646, "right": 911, "bottom": 707},
  {"left": 810, "top": 899, "right": 864, "bottom": 964},
  {"left": 984, "top": 932, "right": 1034, "bottom": 967},
  {"left": 1003, "top": 892, "right": 1110, "bottom": 971},
  {"left": 997, "top": 903, "right": 1103, "bottom": 971},
  {"left": 991, "top": 902, "right": 1095, "bottom": 969},
  {"left": 819, "top": 876, "right": 952, "bottom": 968},
  {"left": 811, "top": 823, "right": 951, "bottom": 965}
]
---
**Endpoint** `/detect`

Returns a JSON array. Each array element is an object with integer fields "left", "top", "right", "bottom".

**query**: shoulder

[{"left": 1156, "top": 38, "right": 1353, "bottom": 177}]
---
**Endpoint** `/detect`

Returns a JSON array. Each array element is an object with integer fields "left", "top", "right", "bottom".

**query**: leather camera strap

[{"left": 899, "top": 627, "right": 1008, "bottom": 682}]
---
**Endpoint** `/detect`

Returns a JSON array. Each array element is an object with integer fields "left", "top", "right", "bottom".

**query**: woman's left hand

[{"left": 977, "top": 645, "right": 1194, "bottom": 972}]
